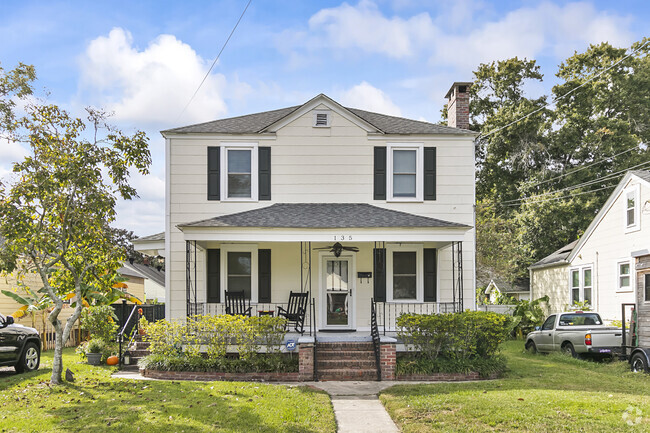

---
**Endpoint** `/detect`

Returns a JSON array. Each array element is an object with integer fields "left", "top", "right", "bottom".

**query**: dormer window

[
  {"left": 313, "top": 110, "right": 330, "bottom": 127},
  {"left": 624, "top": 184, "right": 640, "bottom": 232}
]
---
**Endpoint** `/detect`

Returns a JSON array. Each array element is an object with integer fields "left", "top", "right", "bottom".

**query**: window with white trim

[
  {"left": 569, "top": 266, "right": 592, "bottom": 306},
  {"left": 624, "top": 184, "right": 640, "bottom": 232},
  {"left": 221, "top": 245, "right": 258, "bottom": 301},
  {"left": 618, "top": 261, "right": 631, "bottom": 291},
  {"left": 387, "top": 244, "right": 423, "bottom": 301},
  {"left": 221, "top": 144, "right": 258, "bottom": 201},
  {"left": 387, "top": 143, "right": 423, "bottom": 201}
]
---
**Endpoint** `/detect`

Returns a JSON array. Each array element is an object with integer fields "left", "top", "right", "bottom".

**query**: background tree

[
  {"left": 471, "top": 39, "right": 650, "bottom": 281},
  {"left": 0, "top": 103, "right": 150, "bottom": 384}
]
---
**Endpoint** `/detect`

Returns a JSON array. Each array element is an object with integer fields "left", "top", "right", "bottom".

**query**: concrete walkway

[{"left": 306, "top": 381, "right": 402, "bottom": 433}]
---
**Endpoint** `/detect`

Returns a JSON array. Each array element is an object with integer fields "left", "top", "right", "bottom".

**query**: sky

[{"left": 0, "top": 0, "right": 647, "bottom": 237}]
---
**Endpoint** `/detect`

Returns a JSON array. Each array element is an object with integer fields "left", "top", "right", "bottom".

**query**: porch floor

[{"left": 288, "top": 331, "right": 398, "bottom": 343}]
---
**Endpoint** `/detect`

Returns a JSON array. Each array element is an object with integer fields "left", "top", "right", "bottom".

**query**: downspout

[{"left": 596, "top": 251, "right": 600, "bottom": 313}]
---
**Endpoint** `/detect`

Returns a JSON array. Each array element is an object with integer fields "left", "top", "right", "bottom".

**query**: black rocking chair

[
  {"left": 224, "top": 291, "right": 252, "bottom": 317},
  {"left": 277, "top": 291, "right": 309, "bottom": 334}
]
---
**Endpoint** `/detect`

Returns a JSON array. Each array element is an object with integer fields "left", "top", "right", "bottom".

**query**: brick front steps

[{"left": 316, "top": 342, "right": 378, "bottom": 381}]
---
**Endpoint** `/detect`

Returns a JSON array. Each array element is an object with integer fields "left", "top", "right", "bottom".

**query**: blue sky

[{"left": 1, "top": 0, "right": 647, "bottom": 236}]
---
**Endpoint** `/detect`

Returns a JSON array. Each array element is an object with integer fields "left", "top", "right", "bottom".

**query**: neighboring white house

[
  {"left": 530, "top": 170, "right": 650, "bottom": 321},
  {"left": 137, "top": 84, "right": 477, "bottom": 332}
]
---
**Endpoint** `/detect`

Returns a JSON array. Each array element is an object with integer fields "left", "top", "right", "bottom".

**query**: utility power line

[
  {"left": 176, "top": 0, "right": 253, "bottom": 122},
  {"left": 497, "top": 184, "right": 617, "bottom": 207},
  {"left": 478, "top": 39, "right": 649, "bottom": 140}
]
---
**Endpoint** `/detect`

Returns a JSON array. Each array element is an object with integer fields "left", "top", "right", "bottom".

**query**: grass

[
  {"left": 0, "top": 348, "right": 335, "bottom": 433},
  {"left": 381, "top": 340, "right": 650, "bottom": 432}
]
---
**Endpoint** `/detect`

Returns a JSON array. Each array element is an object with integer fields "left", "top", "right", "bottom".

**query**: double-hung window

[
  {"left": 624, "top": 184, "right": 640, "bottom": 232},
  {"left": 387, "top": 143, "right": 423, "bottom": 201},
  {"left": 221, "top": 245, "right": 258, "bottom": 302},
  {"left": 617, "top": 260, "right": 632, "bottom": 292},
  {"left": 387, "top": 244, "right": 423, "bottom": 301},
  {"left": 221, "top": 144, "right": 258, "bottom": 201},
  {"left": 569, "top": 266, "right": 592, "bottom": 306}
]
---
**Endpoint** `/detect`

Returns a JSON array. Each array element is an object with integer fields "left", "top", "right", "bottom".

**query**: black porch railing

[
  {"left": 190, "top": 301, "right": 316, "bottom": 337},
  {"left": 374, "top": 301, "right": 462, "bottom": 335},
  {"left": 370, "top": 298, "right": 382, "bottom": 381}
]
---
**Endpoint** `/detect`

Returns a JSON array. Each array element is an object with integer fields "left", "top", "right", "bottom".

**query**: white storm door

[{"left": 322, "top": 257, "right": 354, "bottom": 329}]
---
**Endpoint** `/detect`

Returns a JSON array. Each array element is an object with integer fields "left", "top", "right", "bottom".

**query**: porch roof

[{"left": 178, "top": 203, "right": 469, "bottom": 229}]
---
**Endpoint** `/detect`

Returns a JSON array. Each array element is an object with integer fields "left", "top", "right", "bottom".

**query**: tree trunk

[{"left": 50, "top": 314, "right": 64, "bottom": 385}]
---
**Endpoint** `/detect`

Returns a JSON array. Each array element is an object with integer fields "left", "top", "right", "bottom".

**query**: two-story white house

[
  {"left": 530, "top": 170, "right": 650, "bottom": 321},
  {"left": 137, "top": 83, "right": 477, "bottom": 335}
]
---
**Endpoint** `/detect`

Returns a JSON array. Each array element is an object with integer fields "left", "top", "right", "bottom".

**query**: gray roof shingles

[
  {"left": 162, "top": 99, "right": 475, "bottom": 136},
  {"left": 179, "top": 203, "right": 469, "bottom": 229},
  {"left": 632, "top": 170, "right": 650, "bottom": 184},
  {"left": 136, "top": 232, "right": 165, "bottom": 242},
  {"left": 530, "top": 240, "right": 578, "bottom": 269}
]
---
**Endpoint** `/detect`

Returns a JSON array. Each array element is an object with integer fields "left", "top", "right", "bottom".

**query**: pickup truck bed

[{"left": 525, "top": 312, "right": 622, "bottom": 357}]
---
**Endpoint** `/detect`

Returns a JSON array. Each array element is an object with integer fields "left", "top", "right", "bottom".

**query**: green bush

[
  {"left": 141, "top": 314, "right": 289, "bottom": 369},
  {"left": 397, "top": 311, "right": 511, "bottom": 361},
  {"left": 139, "top": 353, "right": 298, "bottom": 373},
  {"left": 80, "top": 305, "right": 118, "bottom": 343}
]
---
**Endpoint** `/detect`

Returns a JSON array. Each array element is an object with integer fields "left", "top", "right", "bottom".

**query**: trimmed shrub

[{"left": 397, "top": 311, "right": 511, "bottom": 361}]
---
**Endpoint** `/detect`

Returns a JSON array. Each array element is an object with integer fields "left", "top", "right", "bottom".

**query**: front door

[{"left": 322, "top": 257, "right": 354, "bottom": 329}]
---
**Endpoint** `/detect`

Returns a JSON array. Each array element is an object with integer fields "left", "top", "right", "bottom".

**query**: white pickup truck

[{"left": 525, "top": 312, "right": 622, "bottom": 358}]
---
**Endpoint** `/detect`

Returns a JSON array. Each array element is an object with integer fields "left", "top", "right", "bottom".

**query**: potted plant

[{"left": 86, "top": 338, "right": 104, "bottom": 365}]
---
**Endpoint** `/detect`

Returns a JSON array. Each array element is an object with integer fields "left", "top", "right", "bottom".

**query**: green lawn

[
  {"left": 381, "top": 340, "right": 650, "bottom": 432},
  {"left": 0, "top": 349, "right": 335, "bottom": 433}
]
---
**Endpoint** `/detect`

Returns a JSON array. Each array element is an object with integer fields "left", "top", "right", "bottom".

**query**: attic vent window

[{"left": 313, "top": 111, "right": 330, "bottom": 127}]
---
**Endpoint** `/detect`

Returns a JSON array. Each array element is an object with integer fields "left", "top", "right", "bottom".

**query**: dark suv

[{"left": 0, "top": 312, "right": 41, "bottom": 373}]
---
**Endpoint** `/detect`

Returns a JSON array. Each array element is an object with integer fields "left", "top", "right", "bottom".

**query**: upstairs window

[
  {"left": 387, "top": 143, "right": 423, "bottom": 201},
  {"left": 221, "top": 144, "right": 258, "bottom": 201},
  {"left": 624, "top": 184, "right": 640, "bottom": 232}
]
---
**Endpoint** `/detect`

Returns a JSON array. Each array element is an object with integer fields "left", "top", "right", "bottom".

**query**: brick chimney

[{"left": 445, "top": 82, "right": 472, "bottom": 130}]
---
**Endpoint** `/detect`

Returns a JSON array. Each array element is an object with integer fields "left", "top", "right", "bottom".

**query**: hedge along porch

[{"left": 179, "top": 203, "right": 472, "bottom": 334}]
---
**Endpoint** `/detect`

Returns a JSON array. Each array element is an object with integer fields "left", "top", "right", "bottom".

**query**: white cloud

[
  {"left": 0, "top": 138, "right": 28, "bottom": 162},
  {"left": 288, "top": 1, "right": 633, "bottom": 69},
  {"left": 79, "top": 28, "right": 251, "bottom": 127},
  {"left": 338, "top": 82, "right": 403, "bottom": 116},
  {"left": 307, "top": 0, "right": 437, "bottom": 58}
]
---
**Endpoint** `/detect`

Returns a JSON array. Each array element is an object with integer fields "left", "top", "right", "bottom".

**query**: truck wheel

[
  {"left": 15, "top": 342, "right": 40, "bottom": 373},
  {"left": 630, "top": 353, "right": 649, "bottom": 373},
  {"left": 561, "top": 342, "right": 577, "bottom": 358},
  {"left": 525, "top": 340, "right": 537, "bottom": 354}
]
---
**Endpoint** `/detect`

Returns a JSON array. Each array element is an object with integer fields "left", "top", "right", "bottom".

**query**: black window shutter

[
  {"left": 207, "top": 249, "right": 221, "bottom": 303},
  {"left": 207, "top": 147, "right": 220, "bottom": 200},
  {"left": 373, "top": 248, "right": 386, "bottom": 302},
  {"left": 424, "top": 248, "right": 437, "bottom": 302},
  {"left": 258, "top": 147, "right": 271, "bottom": 201},
  {"left": 258, "top": 249, "right": 272, "bottom": 303},
  {"left": 424, "top": 147, "right": 436, "bottom": 201},
  {"left": 374, "top": 147, "right": 386, "bottom": 200}
]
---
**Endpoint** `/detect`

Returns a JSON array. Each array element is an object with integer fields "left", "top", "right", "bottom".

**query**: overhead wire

[
  {"left": 477, "top": 39, "right": 649, "bottom": 140},
  {"left": 176, "top": 0, "right": 253, "bottom": 122}
]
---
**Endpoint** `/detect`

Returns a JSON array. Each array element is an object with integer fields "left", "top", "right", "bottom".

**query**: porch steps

[
  {"left": 123, "top": 339, "right": 150, "bottom": 371},
  {"left": 316, "top": 342, "right": 378, "bottom": 381}
]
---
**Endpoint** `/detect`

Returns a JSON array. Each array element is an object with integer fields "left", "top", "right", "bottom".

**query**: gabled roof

[
  {"left": 178, "top": 203, "right": 470, "bottom": 229},
  {"left": 162, "top": 94, "right": 476, "bottom": 136},
  {"left": 529, "top": 240, "right": 577, "bottom": 270},
  {"left": 135, "top": 232, "right": 165, "bottom": 242},
  {"left": 530, "top": 170, "right": 650, "bottom": 271},
  {"left": 486, "top": 278, "right": 530, "bottom": 293},
  {"left": 566, "top": 170, "right": 650, "bottom": 263}
]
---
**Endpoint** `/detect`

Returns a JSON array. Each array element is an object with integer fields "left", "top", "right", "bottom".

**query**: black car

[{"left": 0, "top": 312, "right": 41, "bottom": 373}]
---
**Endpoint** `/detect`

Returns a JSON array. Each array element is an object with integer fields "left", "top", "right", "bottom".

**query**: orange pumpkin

[{"left": 106, "top": 356, "right": 119, "bottom": 366}]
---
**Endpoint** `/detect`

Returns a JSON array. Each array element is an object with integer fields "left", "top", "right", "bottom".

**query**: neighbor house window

[
  {"left": 387, "top": 143, "right": 423, "bottom": 201},
  {"left": 624, "top": 184, "right": 640, "bottom": 232},
  {"left": 645, "top": 274, "right": 650, "bottom": 302},
  {"left": 221, "top": 144, "right": 258, "bottom": 200},
  {"left": 569, "top": 266, "right": 592, "bottom": 306},
  {"left": 618, "top": 261, "right": 631, "bottom": 291},
  {"left": 387, "top": 244, "right": 423, "bottom": 301},
  {"left": 221, "top": 245, "right": 258, "bottom": 301}
]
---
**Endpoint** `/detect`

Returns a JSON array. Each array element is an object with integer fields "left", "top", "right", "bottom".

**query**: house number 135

[{"left": 335, "top": 235, "right": 352, "bottom": 240}]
